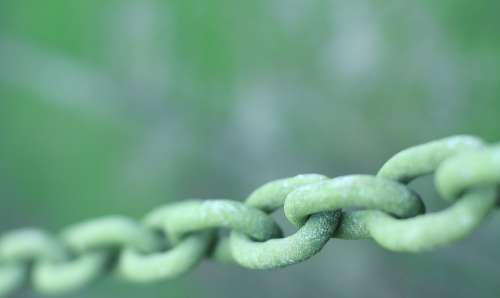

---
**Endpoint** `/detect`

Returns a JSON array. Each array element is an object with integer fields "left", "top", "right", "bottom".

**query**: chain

[{"left": 0, "top": 135, "right": 498, "bottom": 296}]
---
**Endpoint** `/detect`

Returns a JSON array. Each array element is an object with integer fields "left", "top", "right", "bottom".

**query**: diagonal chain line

[{"left": 0, "top": 135, "right": 498, "bottom": 296}]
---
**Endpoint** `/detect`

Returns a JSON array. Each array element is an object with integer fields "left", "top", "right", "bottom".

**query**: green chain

[{"left": 0, "top": 135, "right": 498, "bottom": 296}]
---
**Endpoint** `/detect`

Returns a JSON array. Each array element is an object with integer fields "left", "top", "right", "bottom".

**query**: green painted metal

[{"left": 0, "top": 135, "right": 498, "bottom": 296}]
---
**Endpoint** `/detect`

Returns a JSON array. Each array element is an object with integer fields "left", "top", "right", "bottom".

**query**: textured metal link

[{"left": 0, "top": 135, "right": 498, "bottom": 296}]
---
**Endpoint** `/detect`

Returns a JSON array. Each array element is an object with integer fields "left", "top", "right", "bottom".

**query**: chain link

[{"left": 0, "top": 135, "right": 498, "bottom": 296}]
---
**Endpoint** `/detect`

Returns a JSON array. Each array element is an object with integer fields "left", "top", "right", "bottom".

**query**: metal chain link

[{"left": 0, "top": 135, "right": 498, "bottom": 296}]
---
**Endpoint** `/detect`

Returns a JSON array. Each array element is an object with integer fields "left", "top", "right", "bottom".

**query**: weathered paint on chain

[{"left": 0, "top": 135, "right": 498, "bottom": 296}]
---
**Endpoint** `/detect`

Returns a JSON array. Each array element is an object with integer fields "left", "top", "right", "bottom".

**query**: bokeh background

[{"left": 1, "top": 0, "right": 500, "bottom": 297}]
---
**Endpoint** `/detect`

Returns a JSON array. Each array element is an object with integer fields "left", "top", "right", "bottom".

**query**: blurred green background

[{"left": 1, "top": 0, "right": 499, "bottom": 297}]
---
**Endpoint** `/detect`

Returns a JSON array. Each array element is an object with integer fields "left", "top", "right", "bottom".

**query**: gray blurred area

[{"left": 1, "top": 0, "right": 499, "bottom": 297}]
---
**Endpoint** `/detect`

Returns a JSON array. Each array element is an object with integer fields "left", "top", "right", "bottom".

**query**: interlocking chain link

[{"left": 1, "top": 135, "right": 498, "bottom": 296}]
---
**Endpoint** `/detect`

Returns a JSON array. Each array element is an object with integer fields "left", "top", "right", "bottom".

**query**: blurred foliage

[{"left": 0, "top": 0, "right": 499, "bottom": 297}]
